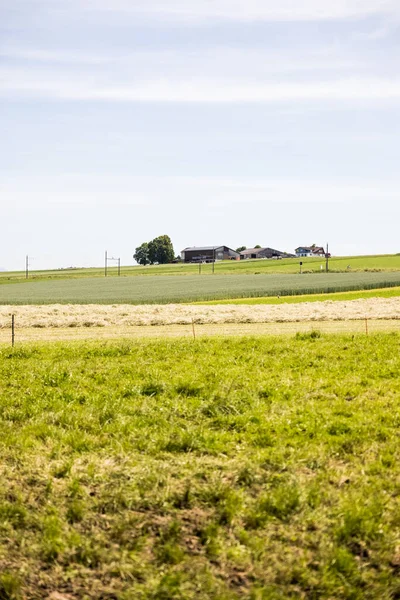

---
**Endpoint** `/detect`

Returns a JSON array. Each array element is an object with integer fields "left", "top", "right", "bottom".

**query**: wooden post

[
  {"left": 105, "top": 250, "right": 107, "bottom": 277},
  {"left": 118, "top": 258, "right": 121, "bottom": 276},
  {"left": 191, "top": 318, "right": 196, "bottom": 340},
  {"left": 11, "top": 314, "right": 15, "bottom": 347},
  {"left": 365, "top": 318, "right": 368, "bottom": 336}
]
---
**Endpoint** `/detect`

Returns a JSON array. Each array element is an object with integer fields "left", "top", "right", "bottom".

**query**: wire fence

[{"left": 2, "top": 316, "right": 400, "bottom": 346}]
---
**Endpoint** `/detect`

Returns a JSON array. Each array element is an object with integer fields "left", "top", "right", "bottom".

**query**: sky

[{"left": 1, "top": 0, "right": 400, "bottom": 270}]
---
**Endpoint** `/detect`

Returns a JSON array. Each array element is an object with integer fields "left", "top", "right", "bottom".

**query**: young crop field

[
  {"left": 2, "top": 272, "right": 400, "bottom": 305},
  {"left": 198, "top": 286, "right": 400, "bottom": 306},
  {"left": 1, "top": 335, "right": 400, "bottom": 599},
  {"left": 2, "top": 254, "right": 400, "bottom": 284}
]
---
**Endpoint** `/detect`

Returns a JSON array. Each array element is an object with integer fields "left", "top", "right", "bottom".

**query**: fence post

[
  {"left": 11, "top": 314, "right": 15, "bottom": 347},
  {"left": 191, "top": 318, "right": 196, "bottom": 340}
]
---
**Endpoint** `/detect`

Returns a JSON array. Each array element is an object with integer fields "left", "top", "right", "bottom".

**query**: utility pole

[
  {"left": 26, "top": 255, "right": 29, "bottom": 279},
  {"left": 212, "top": 247, "right": 215, "bottom": 274},
  {"left": 325, "top": 243, "right": 329, "bottom": 273},
  {"left": 105, "top": 251, "right": 120, "bottom": 276}
]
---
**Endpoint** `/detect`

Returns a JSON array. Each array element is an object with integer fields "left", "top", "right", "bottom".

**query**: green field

[
  {"left": 1, "top": 335, "right": 400, "bottom": 599},
  {"left": 198, "top": 286, "right": 400, "bottom": 305},
  {"left": 2, "top": 272, "right": 400, "bottom": 305},
  {"left": 2, "top": 254, "right": 400, "bottom": 284}
]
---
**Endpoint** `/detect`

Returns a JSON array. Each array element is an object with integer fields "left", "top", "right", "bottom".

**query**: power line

[{"left": 105, "top": 251, "right": 121, "bottom": 276}]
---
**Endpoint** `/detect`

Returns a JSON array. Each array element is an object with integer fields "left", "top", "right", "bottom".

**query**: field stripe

[
  {"left": 2, "top": 272, "right": 400, "bottom": 305},
  {"left": 1, "top": 319, "right": 400, "bottom": 343},
  {"left": 195, "top": 286, "right": 400, "bottom": 305}
]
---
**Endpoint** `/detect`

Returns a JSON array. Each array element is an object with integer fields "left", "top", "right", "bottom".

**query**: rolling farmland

[
  {"left": 2, "top": 271, "right": 400, "bottom": 305},
  {"left": 2, "top": 254, "right": 400, "bottom": 284},
  {"left": 2, "top": 255, "right": 400, "bottom": 598}
]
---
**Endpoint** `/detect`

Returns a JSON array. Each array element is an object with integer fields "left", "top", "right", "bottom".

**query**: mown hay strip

[{"left": 1, "top": 297, "right": 400, "bottom": 330}]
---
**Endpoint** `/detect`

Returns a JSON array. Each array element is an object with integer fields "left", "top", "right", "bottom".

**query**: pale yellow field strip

[
  {"left": 1, "top": 320, "right": 400, "bottom": 344},
  {"left": 1, "top": 298, "right": 400, "bottom": 344},
  {"left": 1, "top": 297, "right": 400, "bottom": 329}
]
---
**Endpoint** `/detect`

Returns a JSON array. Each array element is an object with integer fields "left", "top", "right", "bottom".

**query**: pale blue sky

[{"left": 1, "top": 0, "right": 400, "bottom": 270}]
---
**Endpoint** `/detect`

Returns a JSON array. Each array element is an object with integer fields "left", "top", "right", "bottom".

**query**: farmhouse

[
  {"left": 295, "top": 245, "right": 326, "bottom": 258},
  {"left": 181, "top": 246, "right": 239, "bottom": 263},
  {"left": 239, "top": 247, "right": 293, "bottom": 260}
]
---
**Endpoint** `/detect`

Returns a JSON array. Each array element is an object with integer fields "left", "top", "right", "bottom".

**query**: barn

[
  {"left": 239, "top": 247, "right": 293, "bottom": 260},
  {"left": 181, "top": 246, "right": 239, "bottom": 263}
]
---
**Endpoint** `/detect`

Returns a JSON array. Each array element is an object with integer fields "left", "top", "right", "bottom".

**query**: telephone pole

[
  {"left": 105, "top": 251, "right": 121, "bottom": 276},
  {"left": 325, "top": 243, "right": 329, "bottom": 273}
]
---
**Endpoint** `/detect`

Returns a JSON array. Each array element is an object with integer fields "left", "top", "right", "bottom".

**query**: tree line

[{"left": 133, "top": 235, "right": 175, "bottom": 265}]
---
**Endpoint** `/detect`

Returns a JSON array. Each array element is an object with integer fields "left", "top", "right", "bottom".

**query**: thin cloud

[
  {"left": 3, "top": 173, "right": 398, "bottom": 208},
  {"left": 84, "top": 0, "right": 400, "bottom": 22},
  {"left": 2, "top": 68, "right": 400, "bottom": 103},
  {"left": 0, "top": 46, "right": 109, "bottom": 65},
  {"left": 0, "top": 45, "right": 365, "bottom": 79},
  {"left": 5, "top": 0, "right": 399, "bottom": 23}
]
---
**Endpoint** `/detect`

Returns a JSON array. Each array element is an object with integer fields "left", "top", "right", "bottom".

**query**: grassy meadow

[
  {"left": 1, "top": 334, "right": 400, "bottom": 599},
  {"left": 2, "top": 272, "right": 400, "bottom": 305},
  {"left": 2, "top": 254, "right": 400, "bottom": 284}
]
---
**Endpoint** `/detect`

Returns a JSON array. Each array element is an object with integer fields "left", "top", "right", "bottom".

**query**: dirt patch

[{"left": 1, "top": 298, "right": 400, "bottom": 329}]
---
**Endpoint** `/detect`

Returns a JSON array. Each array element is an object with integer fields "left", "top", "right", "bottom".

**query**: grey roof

[
  {"left": 295, "top": 246, "right": 324, "bottom": 252},
  {"left": 182, "top": 246, "right": 225, "bottom": 252},
  {"left": 240, "top": 247, "right": 287, "bottom": 255},
  {"left": 240, "top": 247, "right": 267, "bottom": 255}
]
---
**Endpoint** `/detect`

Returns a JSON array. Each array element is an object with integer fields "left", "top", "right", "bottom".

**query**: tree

[
  {"left": 148, "top": 235, "right": 175, "bottom": 265},
  {"left": 133, "top": 242, "right": 150, "bottom": 266},
  {"left": 254, "top": 244, "right": 262, "bottom": 249},
  {"left": 236, "top": 246, "right": 247, "bottom": 253}
]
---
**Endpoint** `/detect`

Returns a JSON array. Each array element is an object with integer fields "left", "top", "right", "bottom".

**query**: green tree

[
  {"left": 236, "top": 246, "right": 247, "bottom": 253},
  {"left": 148, "top": 235, "right": 175, "bottom": 265},
  {"left": 254, "top": 245, "right": 262, "bottom": 249},
  {"left": 133, "top": 242, "right": 150, "bottom": 266}
]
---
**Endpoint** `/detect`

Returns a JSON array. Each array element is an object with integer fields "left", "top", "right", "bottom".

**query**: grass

[
  {"left": 1, "top": 335, "right": 400, "bottom": 598},
  {"left": 2, "top": 254, "right": 400, "bottom": 284},
  {"left": 2, "top": 272, "right": 400, "bottom": 305},
  {"left": 197, "top": 286, "right": 400, "bottom": 305},
  {"left": 2, "top": 319, "right": 400, "bottom": 345}
]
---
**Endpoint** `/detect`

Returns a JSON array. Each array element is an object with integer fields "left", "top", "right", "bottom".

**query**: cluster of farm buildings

[{"left": 181, "top": 245, "right": 327, "bottom": 263}]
